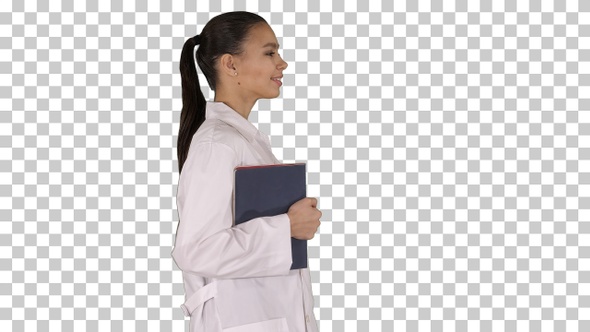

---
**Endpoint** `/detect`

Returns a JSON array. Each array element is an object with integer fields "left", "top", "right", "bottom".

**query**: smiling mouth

[{"left": 271, "top": 77, "right": 282, "bottom": 86}]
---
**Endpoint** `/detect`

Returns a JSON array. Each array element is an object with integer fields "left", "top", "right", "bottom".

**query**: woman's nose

[{"left": 278, "top": 57, "right": 288, "bottom": 70}]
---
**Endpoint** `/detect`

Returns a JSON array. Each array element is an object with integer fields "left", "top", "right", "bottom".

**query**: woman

[{"left": 171, "top": 11, "right": 322, "bottom": 332}]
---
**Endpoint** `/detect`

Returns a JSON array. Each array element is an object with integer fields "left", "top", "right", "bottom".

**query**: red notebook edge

[{"left": 234, "top": 162, "right": 306, "bottom": 170}]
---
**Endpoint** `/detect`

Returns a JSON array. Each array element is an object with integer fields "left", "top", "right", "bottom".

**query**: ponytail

[{"left": 177, "top": 37, "right": 206, "bottom": 173}]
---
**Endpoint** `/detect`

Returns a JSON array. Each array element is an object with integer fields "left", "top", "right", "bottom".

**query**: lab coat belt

[{"left": 180, "top": 281, "right": 218, "bottom": 317}]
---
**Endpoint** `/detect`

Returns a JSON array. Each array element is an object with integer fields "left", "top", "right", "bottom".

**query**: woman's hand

[{"left": 287, "top": 197, "right": 322, "bottom": 240}]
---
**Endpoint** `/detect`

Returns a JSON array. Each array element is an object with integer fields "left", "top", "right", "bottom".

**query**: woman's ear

[{"left": 219, "top": 54, "right": 238, "bottom": 77}]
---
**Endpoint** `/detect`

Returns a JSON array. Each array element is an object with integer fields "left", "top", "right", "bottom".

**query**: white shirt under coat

[{"left": 172, "top": 101, "right": 319, "bottom": 332}]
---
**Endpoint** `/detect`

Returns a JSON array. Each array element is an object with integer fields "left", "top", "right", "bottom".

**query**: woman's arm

[{"left": 171, "top": 141, "right": 292, "bottom": 279}]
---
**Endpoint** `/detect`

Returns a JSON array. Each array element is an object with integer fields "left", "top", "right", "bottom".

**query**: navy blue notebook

[{"left": 233, "top": 163, "right": 307, "bottom": 270}]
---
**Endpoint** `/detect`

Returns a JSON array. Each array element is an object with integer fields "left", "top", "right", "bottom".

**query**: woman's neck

[{"left": 214, "top": 88, "right": 256, "bottom": 120}]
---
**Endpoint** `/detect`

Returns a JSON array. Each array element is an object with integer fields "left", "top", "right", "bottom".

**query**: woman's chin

[{"left": 264, "top": 91, "right": 281, "bottom": 99}]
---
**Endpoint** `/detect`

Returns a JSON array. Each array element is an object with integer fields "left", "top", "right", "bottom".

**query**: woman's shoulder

[{"left": 191, "top": 118, "right": 249, "bottom": 152}]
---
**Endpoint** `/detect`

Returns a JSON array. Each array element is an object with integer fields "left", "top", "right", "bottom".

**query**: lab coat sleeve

[{"left": 172, "top": 141, "right": 293, "bottom": 279}]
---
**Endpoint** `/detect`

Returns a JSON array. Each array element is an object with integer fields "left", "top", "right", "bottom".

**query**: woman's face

[{"left": 233, "top": 23, "right": 288, "bottom": 100}]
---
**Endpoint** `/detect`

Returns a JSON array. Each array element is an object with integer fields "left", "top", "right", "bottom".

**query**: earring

[{"left": 234, "top": 72, "right": 237, "bottom": 76}]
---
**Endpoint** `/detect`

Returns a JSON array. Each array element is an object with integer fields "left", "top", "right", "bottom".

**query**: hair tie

[{"left": 193, "top": 34, "right": 201, "bottom": 45}]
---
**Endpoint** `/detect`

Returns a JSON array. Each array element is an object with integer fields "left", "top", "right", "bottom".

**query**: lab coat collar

[{"left": 205, "top": 101, "right": 258, "bottom": 142}]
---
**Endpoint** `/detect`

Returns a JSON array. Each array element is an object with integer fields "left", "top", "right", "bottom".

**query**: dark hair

[{"left": 177, "top": 11, "right": 267, "bottom": 173}]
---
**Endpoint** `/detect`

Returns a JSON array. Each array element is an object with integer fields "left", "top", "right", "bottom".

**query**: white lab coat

[{"left": 172, "top": 101, "right": 319, "bottom": 332}]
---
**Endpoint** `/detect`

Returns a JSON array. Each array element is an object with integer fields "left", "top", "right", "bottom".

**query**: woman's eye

[{"left": 267, "top": 52, "right": 275, "bottom": 56}]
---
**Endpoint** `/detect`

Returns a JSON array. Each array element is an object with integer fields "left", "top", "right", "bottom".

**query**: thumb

[{"left": 309, "top": 197, "right": 317, "bottom": 207}]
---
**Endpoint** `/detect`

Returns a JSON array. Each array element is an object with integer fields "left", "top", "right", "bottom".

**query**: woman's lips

[{"left": 271, "top": 77, "right": 282, "bottom": 86}]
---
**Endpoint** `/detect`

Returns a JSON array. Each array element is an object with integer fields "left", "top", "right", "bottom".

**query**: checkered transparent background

[{"left": 2, "top": 0, "right": 589, "bottom": 331}]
